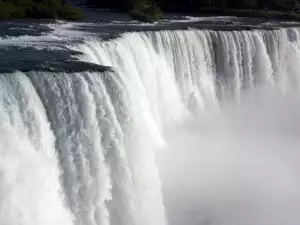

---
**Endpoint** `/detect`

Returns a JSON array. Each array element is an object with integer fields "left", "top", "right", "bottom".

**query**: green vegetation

[
  {"left": 88, "top": 0, "right": 300, "bottom": 22},
  {"left": 166, "top": 0, "right": 300, "bottom": 21},
  {"left": 130, "top": 0, "right": 162, "bottom": 22},
  {"left": 0, "top": 0, "right": 84, "bottom": 20},
  {"left": 161, "top": 0, "right": 300, "bottom": 11}
]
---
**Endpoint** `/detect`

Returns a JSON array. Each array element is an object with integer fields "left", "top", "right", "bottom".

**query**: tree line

[
  {"left": 87, "top": 0, "right": 300, "bottom": 11},
  {"left": 159, "top": 0, "right": 300, "bottom": 10},
  {"left": 124, "top": 0, "right": 300, "bottom": 22},
  {"left": 0, "top": 0, "right": 84, "bottom": 20},
  {"left": 0, "top": 0, "right": 299, "bottom": 21}
]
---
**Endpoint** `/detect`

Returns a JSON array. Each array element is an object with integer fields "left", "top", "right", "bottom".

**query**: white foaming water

[
  {"left": 0, "top": 72, "right": 73, "bottom": 225},
  {"left": 71, "top": 27, "right": 300, "bottom": 225},
  {"left": 2, "top": 25, "right": 300, "bottom": 225}
]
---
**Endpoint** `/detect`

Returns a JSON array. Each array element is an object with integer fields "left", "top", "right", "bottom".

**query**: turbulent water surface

[{"left": 1, "top": 14, "right": 300, "bottom": 225}]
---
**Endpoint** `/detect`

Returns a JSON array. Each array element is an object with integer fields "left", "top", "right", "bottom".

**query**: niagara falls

[{"left": 1, "top": 0, "right": 300, "bottom": 224}]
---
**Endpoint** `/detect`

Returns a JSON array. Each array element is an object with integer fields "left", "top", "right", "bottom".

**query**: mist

[{"left": 157, "top": 87, "right": 300, "bottom": 225}]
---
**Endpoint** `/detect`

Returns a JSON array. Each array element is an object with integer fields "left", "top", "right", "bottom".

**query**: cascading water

[
  {"left": 2, "top": 24, "right": 300, "bottom": 225},
  {"left": 70, "top": 28, "right": 300, "bottom": 225}
]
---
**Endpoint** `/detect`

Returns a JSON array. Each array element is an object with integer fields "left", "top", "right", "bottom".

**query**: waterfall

[
  {"left": 2, "top": 26, "right": 300, "bottom": 225},
  {"left": 0, "top": 72, "right": 74, "bottom": 225},
  {"left": 73, "top": 28, "right": 300, "bottom": 112}
]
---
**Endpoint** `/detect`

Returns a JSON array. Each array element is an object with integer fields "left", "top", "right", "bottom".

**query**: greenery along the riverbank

[
  {"left": 159, "top": 0, "right": 300, "bottom": 11},
  {"left": 0, "top": 0, "right": 84, "bottom": 20},
  {"left": 88, "top": 0, "right": 300, "bottom": 22},
  {"left": 129, "top": 0, "right": 162, "bottom": 23}
]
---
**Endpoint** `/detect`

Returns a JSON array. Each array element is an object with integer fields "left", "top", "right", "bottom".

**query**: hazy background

[{"left": 157, "top": 86, "right": 300, "bottom": 225}]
